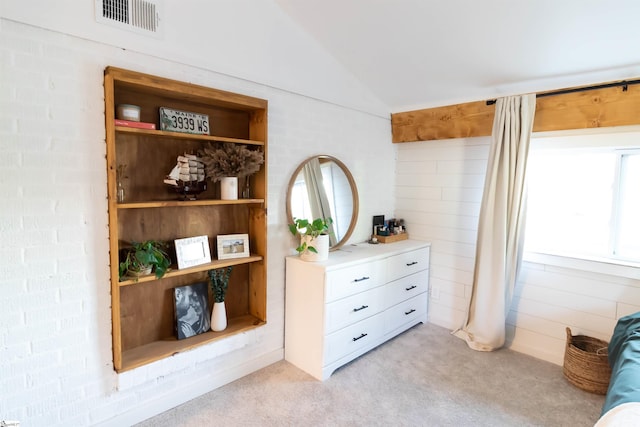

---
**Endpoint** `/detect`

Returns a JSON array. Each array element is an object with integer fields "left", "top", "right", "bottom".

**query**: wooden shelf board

[
  {"left": 119, "top": 255, "right": 263, "bottom": 286},
  {"left": 115, "top": 126, "right": 265, "bottom": 146},
  {"left": 106, "top": 66, "right": 268, "bottom": 111},
  {"left": 117, "top": 199, "right": 264, "bottom": 209},
  {"left": 119, "top": 315, "right": 266, "bottom": 372}
]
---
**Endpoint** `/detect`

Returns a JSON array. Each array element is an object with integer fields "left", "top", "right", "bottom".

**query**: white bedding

[{"left": 595, "top": 402, "right": 640, "bottom": 426}]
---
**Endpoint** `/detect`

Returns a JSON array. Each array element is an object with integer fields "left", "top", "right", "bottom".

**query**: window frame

[{"left": 524, "top": 126, "right": 640, "bottom": 278}]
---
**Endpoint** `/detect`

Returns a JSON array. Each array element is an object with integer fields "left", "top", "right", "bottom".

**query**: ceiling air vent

[{"left": 96, "top": 0, "right": 162, "bottom": 37}]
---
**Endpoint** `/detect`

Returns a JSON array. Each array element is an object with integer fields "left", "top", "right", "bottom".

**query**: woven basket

[{"left": 563, "top": 327, "right": 611, "bottom": 394}]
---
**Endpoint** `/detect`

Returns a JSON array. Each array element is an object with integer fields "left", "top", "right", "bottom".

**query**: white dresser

[{"left": 285, "top": 240, "right": 431, "bottom": 380}]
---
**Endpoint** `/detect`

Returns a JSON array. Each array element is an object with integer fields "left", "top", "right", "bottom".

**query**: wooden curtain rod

[{"left": 485, "top": 79, "right": 640, "bottom": 105}]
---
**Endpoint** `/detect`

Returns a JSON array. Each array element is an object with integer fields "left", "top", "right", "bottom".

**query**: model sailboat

[{"left": 164, "top": 153, "right": 207, "bottom": 199}]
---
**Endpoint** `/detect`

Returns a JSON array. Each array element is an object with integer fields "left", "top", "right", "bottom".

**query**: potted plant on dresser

[
  {"left": 288, "top": 217, "right": 333, "bottom": 262},
  {"left": 200, "top": 143, "right": 264, "bottom": 200}
]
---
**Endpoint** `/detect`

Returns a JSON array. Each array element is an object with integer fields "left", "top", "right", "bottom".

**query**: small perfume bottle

[
  {"left": 117, "top": 164, "right": 127, "bottom": 203},
  {"left": 242, "top": 176, "right": 251, "bottom": 199},
  {"left": 117, "top": 181, "right": 125, "bottom": 203}
]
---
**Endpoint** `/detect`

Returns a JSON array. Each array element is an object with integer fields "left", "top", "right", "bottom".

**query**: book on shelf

[{"left": 114, "top": 119, "right": 156, "bottom": 130}]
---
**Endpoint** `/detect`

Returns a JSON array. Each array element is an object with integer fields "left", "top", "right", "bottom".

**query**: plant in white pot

[
  {"left": 200, "top": 143, "right": 264, "bottom": 200},
  {"left": 288, "top": 217, "right": 333, "bottom": 262},
  {"left": 208, "top": 266, "right": 233, "bottom": 331}
]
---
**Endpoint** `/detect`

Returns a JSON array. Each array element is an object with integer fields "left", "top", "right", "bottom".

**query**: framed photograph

[
  {"left": 217, "top": 233, "right": 250, "bottom": 260},
  {"left": 174, "top": 235, "right": 211, "bottom": 269},
  {"left": 173, "top": 281, "right": 210, "bottom": 340}
]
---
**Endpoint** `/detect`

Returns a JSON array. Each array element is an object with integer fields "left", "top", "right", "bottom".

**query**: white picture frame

[
  {"left": 174, "top": 235, "right": 212, "bottom": 269},
  {"left": 217, "top": 233, "right": 250, "bottom": 260}
]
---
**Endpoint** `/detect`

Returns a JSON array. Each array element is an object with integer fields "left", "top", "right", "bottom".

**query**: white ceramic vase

[
  {"left": 300, "top": 234, "right": 330, "bottom": 262},
  {"left": 220, "top": 177, "right": 238, "bottom": 200},
  {"left": 211, "top": 301, "right": 227, "bottom": 332}
]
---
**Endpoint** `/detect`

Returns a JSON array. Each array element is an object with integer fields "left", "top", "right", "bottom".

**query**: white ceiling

[{"left": 274, "top": 0, "right": 640, "bottom": 113}]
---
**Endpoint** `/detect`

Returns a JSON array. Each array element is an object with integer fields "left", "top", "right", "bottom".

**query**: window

[
  {"left": 615, "top": 152, "right": 640, "bottom": 259},
  {"left": 524, "top": 129, "right": 640, "bottom": 265}
]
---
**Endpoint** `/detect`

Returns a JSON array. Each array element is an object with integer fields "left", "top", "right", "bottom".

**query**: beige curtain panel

[{"left": 454, "top": 93, "right": 537, "bottom": 351}]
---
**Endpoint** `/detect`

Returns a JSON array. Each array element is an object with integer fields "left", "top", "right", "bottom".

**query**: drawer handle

[
  {"left": 406, "top": 261, "right": 418, "bottom": 266},
  {"left": 352, "top": 333, "right": 368, "bottom": 342},
  {"left": 405, "top": 285, "right": 417, "bottom": 291},
  {"left": 405, "top": 309, "right": 416, "bottom": 315},
  {"left": 353, "top": 276, "right": 370, "bottom": 282},
  {"left": 353, "top": 305, "right": 369, "bottom": 312}
]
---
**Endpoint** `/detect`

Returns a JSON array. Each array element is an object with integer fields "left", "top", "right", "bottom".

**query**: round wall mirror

[{"left": 286, "top": 155, "right": 359, "bottom": 251}]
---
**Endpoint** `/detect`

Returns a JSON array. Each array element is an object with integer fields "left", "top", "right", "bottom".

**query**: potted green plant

[
  {"left": 200, "top": 143, "right": 264, "bottom": 200},
  {"left": 208, "top": 266, "right": 233, "bottom": 331},
  {"left": 118, "top": 240, "right": 171, "bottom": 281},
  {"left": 288, "top": 217, "right": 333, "bottom": 261}
]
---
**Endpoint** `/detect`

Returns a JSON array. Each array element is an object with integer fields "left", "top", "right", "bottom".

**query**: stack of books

[{"left": 114, "top": 119, "right": 156, "bottom": 130}]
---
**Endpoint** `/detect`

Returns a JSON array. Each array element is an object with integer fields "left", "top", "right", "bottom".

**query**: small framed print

[
  {"left": 174, "top": 235, "right": 211, "bottom": 269},
  {"left": 174, "top": 281, "right": 210, "bottom": 339},
  {"left": 217, "top": 234, "right": 250, "bottom": 260}
]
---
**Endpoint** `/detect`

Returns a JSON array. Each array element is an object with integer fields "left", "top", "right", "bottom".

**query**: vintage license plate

[{"left": 159, "top": 107, "right": 210, "bottom": 135}]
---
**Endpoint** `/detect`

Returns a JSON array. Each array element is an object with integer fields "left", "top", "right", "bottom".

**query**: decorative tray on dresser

[{"left": 285, "top": 240, "right": 431, "bottom": 380}]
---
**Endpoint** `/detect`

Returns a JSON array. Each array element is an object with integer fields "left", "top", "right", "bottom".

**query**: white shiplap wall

[{"left": 395, "top": 137, "right": 640, "bottom": 365}]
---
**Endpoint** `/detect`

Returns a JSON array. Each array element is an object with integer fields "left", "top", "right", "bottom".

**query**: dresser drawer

[
  {"left": 324, "top": 314, "right": 383, "bottom": 364},
  {"left": 384, "top": 292, "right": 428, "bottom": 334},
  {"left": 325, "top": 287, "right": 382, "bottom": 334},
  {"left": 384, "top": 269, "right": 429, "bottom": 309},
  {"left": 387, "top": 247, "right": 430, "bottom": 282},
  {"left": 326, "top": 261, "right": 383, "bottom": 302}
]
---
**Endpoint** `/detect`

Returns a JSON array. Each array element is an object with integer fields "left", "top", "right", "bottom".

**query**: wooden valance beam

[{"left": 391, "top": 79, "right": 640, "bottom": 143}]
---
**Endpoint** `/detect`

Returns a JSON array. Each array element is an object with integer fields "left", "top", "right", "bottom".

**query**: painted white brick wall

[
  {"left": 395, "top": 137, "right": 640, "bottom": 365},
  {"left": 0, "top": 19, "right": 393, "bottom": 426}
]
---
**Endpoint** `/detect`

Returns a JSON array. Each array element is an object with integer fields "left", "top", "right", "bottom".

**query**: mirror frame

[{"left": 286, "top": 155, "right": 359, "bottom": 251}]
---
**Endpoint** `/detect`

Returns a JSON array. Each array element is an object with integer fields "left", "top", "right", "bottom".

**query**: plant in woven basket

[
  {"left": 200, "top": 143, "right": 264, "bottom": 183},
  {"left": 208, "top": 266, "right": 233, "bottom": 302},
  {"left": 118, "top": 240, "right": 171, "bottom": 281}
]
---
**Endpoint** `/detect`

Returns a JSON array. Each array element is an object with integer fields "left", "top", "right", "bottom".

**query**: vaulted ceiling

[{"left": 275, "top": 0, "right": 640, "bottom": 112}]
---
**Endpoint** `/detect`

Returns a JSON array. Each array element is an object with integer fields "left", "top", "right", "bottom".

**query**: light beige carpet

[{"left": 136, "top": 323, "right": 604, "bottom": 426}]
